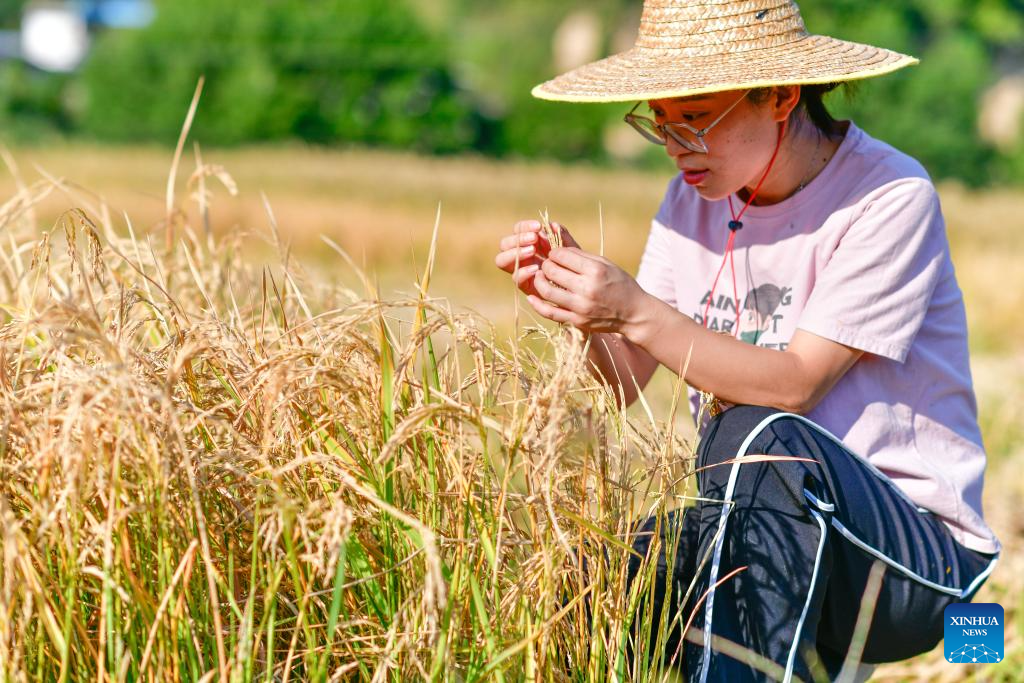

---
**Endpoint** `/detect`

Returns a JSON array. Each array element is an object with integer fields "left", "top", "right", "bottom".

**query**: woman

[{"left": 494, "top": 1, "right": 1001, "bottom": 681}]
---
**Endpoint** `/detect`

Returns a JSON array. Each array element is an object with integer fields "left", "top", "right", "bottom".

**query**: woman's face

[{"left": 648, "top": 88, "right": 793, "bottom": 200}]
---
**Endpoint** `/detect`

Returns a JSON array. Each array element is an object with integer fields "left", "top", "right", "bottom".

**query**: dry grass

[
  {"left": 0, "top": 166, "right": 705, "bottom": 680},
  {"left": 0, "top": 144, "right": 1020, "bottom": 681}
]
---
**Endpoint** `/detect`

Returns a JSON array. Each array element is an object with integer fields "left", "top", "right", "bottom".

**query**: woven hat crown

[{"left": 635, "top": 0, "right": 808, "bottom": 56}]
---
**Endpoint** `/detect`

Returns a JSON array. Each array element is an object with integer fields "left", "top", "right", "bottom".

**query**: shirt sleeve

[{"left": 797, "top": 178, "right": 948, "bottom": 363}]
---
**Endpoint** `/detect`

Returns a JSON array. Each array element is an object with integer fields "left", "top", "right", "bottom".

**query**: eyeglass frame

[{"left": 624, "top": 89, "right": 751, "bottom": 154}]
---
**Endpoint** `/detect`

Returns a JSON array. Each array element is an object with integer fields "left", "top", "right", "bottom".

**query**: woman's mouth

[{"left": 682, "top": 169, "right": 709, "bottom": 185}]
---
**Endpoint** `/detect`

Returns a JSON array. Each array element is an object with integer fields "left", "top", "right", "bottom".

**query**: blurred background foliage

[
  {"left": 0, "top": 0, "right": 1023, "bottom": 184},
  {"left": 78, "top": 0, "right": 487, "bottom": 152}
]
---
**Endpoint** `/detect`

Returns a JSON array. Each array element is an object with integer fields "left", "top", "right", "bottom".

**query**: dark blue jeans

[{"left": 627, "top": 405, "right": 998, "bottom": 682}]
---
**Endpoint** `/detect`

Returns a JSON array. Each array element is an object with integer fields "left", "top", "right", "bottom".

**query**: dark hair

[{"left": 748, "top": 83, "right": 853, "bottom": 138}]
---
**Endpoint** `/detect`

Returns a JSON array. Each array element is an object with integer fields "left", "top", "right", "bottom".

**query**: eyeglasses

[{"left": 624, "top": 90, "right": 750, "bottom": 154}]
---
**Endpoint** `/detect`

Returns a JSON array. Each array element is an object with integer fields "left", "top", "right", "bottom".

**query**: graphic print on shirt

[
  {"left": 739, "top": 284, "right": 790, "bottom": 345},
  {"left": 693, "top": 283, "right": 793, "bottom": 349}
]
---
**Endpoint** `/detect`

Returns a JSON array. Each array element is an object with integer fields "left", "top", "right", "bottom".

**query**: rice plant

[{"left": 0, "top": 165, "right": 705, "bottom": 681}]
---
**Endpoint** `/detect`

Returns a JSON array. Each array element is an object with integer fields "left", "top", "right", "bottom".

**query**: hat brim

[{"left": 532, "top": 35, "right": 918, "bottom": 103}]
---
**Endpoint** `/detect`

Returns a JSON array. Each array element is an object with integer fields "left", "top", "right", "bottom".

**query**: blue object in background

[
  {"left": 77, "top": 0, "right": 154, "bottom": 28},
  {"left": 944, "top": 603, "right": 1004, "bottom": 664}
]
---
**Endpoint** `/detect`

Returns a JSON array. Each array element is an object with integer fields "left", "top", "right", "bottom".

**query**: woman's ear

[{"left": 770, "top": 85, "right": 802, "bottom": 122}]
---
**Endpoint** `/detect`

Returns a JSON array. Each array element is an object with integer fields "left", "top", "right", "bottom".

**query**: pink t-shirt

[{"left": 637, "top": 121, "right": 999, "bottom": 554}]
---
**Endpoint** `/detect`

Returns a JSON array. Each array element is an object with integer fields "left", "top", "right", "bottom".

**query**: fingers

[
  {"left": 514, "top": 262, "right": 540, "bottom": 289},
  {"left": 540, "top": 257, "right": 588, "bottom": 293},
  {"left": 550, "top": 221, "right": 581, "bottom": 249},
  {"left": 533, "top": 269, "right": 583, "bottom": 311},
  {"left": 499, "top": 229, "right": 538, "bottom": 252},
  {"left": 496, "top": 223, "right": 543, "bottom": 273},
  {"left": 497, "top": 218, "right": 585, "bottom": 277},
  {"left": 526, "top": 294, "right": 584, "bottom": 327},
  {"left": 512, "top": 219, "right": 579, "bottom": 251},
  {"left": 548, "top": 246, "right": 602, "bottom": 275},
  {"left": 494, "top": 245, "right": 538, "bottom": 273},
  {"left": 514, "top": 220, "right": 542, "bottom": 235}
]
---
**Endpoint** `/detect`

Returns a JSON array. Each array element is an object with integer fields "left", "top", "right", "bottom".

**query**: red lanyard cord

[{"left": 702, "top": 120, "right": 788, "bottom": 336}]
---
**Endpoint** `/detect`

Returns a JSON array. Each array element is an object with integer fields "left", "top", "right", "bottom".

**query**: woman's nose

[{"left": 665, "top": 134, "right": 692, "bottom": 158}]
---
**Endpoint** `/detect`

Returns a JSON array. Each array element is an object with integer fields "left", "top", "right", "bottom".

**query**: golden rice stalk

[
  {"left": 539, "top": 208, "right": 562, "bottom": 249},
  {"left": 0, "top": 156, "right": 700, "bottom": 682}
]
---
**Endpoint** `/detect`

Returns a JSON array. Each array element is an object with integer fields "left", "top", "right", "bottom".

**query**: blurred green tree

[
  {"left": 0, "top": 0, "right": 71, "bottom": 142},
  {"left": 797, "top": 0, "right": 1024, "bottom": 184},
  {"left": 78, "top": 0, "right": 484, "bottom": 152},
  {"left": 0, "top": 62, "right": 71, "bottom": 141},
  {"left": 0, "top": 0, "right": 24, "bottom": 29},
  {"left": 440, "top": 0, "right": 633, "bottom": 162}
]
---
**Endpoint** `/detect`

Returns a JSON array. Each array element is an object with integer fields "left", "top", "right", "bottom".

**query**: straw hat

[{"left": 532, "top": 0, "right": 918, "bottom": 103}]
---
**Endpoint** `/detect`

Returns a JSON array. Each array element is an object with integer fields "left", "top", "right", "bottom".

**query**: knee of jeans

[{"left": 696, "top": 405, "right": 778, "bottom": 474}]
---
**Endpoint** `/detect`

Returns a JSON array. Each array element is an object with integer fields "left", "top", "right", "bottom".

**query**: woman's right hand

[{"left": 494, "top": 219, "right": 579, "bottom": 297}]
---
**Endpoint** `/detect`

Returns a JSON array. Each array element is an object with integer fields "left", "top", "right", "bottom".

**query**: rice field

[{"left": 0, "top": 144, "right": 1020, "bottom": 681}]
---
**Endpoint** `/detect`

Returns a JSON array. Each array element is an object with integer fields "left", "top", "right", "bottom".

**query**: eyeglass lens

[{"left": 626, "top": 90, "right": 749, "bottom": 153}]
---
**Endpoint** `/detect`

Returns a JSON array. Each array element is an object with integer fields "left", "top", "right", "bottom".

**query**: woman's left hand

[{"left": 527, "top": 246, "right": 652, "bottom": 337}]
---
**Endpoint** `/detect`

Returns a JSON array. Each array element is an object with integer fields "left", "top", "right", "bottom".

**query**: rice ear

[{"left": 539, "top": 208, "right": 563, "bottom": 249}]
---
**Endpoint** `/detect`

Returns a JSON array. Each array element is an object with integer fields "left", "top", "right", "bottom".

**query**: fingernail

[
  {"left": 521, "top": 232, "right": 537, "bottom": 244},
  {"left": 522, "top": 245, "right": 535, "bottom": 256}
]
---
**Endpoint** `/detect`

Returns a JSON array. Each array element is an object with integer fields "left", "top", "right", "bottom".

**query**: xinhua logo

[{"left": 944, "top": 603, "right": 1004, "bottom": 664}]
